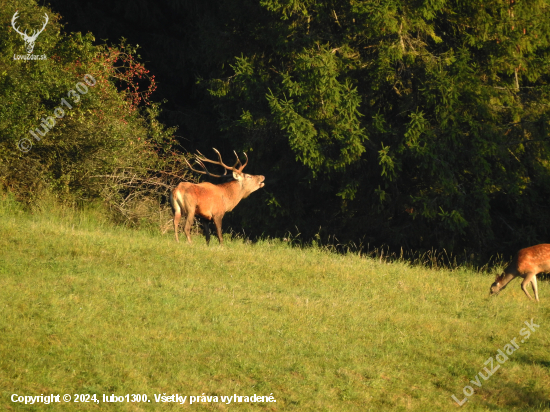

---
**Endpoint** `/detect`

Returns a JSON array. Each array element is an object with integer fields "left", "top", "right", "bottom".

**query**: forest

[{"left": 3, "top": 0, "right": 550, "bottom": 259}]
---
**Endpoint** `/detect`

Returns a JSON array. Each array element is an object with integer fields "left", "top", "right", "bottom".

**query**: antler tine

[
  {"left": 232, "top": 151, "right": 249, "bottom": 172},
  {"left": 196, "top": 159, "right": 226, "bottom": 177},
  {"left": 196, "top": 150, "right": 223, "bottom": 172},
  {"left": 212, "top": 148, "right": 236, "bottom": 171},
  {"left": 238, "top": 152, "right": 248, "bottom": 172},
  {"left": 187, "top": 148, "right": 248, "bottom": 176},
  {"left": 233, "top": 151, "right": 242, "bottom": 170},
  {"left": 195, "top": 148, "right": 236, "bottom": 173},
  {"left": 195, "top": 150, "right": 207, "bottom": 162},
  {"left": 184, "top": 156, "right": 225, "bottom": 178},
  {"left": 183, "top": 157, "right": 205, "bottom": 175}
]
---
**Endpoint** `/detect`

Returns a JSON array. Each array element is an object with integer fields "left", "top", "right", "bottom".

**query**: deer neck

[
  {"left": 498, "top": 272, "right": 517, "bottom": 290},
  {"left": 220, "top": 180, "right": 245, "bottom": 212}
]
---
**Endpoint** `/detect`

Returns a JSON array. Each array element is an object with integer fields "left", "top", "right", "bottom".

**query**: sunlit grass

[{"left": 0, "top": 194, "right": 549, "bottom": 411}]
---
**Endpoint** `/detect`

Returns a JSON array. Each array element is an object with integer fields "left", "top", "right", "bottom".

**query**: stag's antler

[
  {"left": 233, "top": 150, "right": 248, "bottom": 172},
  {"left": 186, "top": 148, "right": 248, "bottom": 177},
  {"left": 184, "top": 156, "right": 227, "bottom": 178}
]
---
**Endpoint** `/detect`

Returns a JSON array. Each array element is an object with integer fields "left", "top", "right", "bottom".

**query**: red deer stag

[
  {"left": 170, "top": 148, "right": 265, "bottom": 245},
  {"left": 490, "top": 244, "right": 550, "bottom": 302}
]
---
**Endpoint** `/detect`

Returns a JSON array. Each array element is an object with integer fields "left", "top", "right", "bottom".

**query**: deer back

[{"left": 514, "top": 244, "right": 550, "bottom": 275}]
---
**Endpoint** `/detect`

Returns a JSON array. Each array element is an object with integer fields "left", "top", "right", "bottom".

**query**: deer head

[
  {"left": 490, "top": 274, "right": 505, "bottom": 295},
  {"left": 11, "top": 11, "right": 49, "bottom": 54}
]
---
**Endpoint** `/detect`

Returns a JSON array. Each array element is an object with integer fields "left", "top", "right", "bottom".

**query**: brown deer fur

[
  {"left": 490, "top": 244, "right": 550, "bottom": 302},
  {"left": 170, "top": 149, "right": 265, "bottom": 245}
]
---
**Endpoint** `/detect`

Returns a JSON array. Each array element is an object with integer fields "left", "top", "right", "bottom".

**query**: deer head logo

[{"left": 11, "top": 11, "right": 48, "bottom": 54}]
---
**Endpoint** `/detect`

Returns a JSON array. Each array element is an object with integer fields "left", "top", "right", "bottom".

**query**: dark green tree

[
  {"left": 33, "top": 0, "right": 550, "bottom": 255},
  {"left": 204, "top": 0, "right": 550, "bottom": 255}
]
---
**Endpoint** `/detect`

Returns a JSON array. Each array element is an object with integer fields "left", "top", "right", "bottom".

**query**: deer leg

[
  {"left": 170, "top": 192, "right": 181, "bottom": 243},
  {"left": 213, "top": 215, "right": 224, "bottom": 245},
  {"left": 183, "top": 209, "right": 195, "bottom": 243},
  {"left": 531, "top": 275, "right": 539, "bottom": 302},
  {"left": 201, "top": 219, "right": 211, "bottom": 245},
  {"left": 521, "top": 273, "right": 536, "bottom": 301},
  {"left": 173, "top": 210, "right": 181, "bottom": 242}
]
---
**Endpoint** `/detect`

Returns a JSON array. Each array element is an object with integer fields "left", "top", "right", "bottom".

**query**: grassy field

[{"left": 0, "top": 193, "right": 549, "bottom": 411}]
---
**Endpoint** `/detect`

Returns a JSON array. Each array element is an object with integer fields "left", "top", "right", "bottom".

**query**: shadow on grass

[
  {"left": 513, "top": 353, "right": 550, "bottom": 370},
  {"left": 481, "top": 381, "right": 550, "bottom": 410},
  {"left": 477, "top": 354, "right": 550, "bottom": 410}
]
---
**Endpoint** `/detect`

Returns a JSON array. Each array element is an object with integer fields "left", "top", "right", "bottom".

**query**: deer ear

[{"left": 232, "top": 171, "right": 243, "bottom": 181}]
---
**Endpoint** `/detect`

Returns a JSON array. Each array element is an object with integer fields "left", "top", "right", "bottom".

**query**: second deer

[{"left": 490, "top": 244, "right": 550, "bottom": 302}]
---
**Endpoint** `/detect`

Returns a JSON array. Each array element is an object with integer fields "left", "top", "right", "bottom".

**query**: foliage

[
  {"left": 0, "top": 0, "right": 178, "bottom": 212},
  {"left": 200, "top": 0, "right": 550, "bottom": 255},
  {"left": 16, "top": 0, "right": 550, "bottom": 255}
]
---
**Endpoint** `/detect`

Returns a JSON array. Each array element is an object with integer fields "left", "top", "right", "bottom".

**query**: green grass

[{"left": 0, "top": 194, "right": 549, "bottom": 411}]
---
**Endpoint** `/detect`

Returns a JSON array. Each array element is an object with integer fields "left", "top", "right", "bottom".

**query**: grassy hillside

[{"left": 0, "top": 194, "right": 549, "bottom": 411}]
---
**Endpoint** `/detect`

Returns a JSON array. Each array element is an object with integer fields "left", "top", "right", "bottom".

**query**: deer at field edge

[
  {"left": 170, "top": 148, "right": 265, "bottom": 245},
  {"left": 490, "top": 244, "right": 550, "bottom": 302}
]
